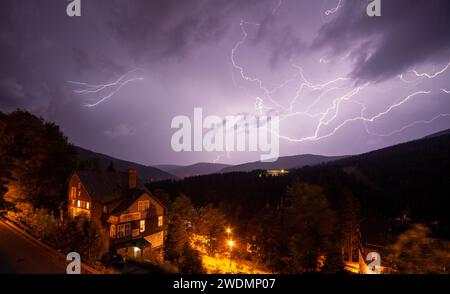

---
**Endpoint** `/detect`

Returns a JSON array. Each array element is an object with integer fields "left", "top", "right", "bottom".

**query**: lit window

[
  {"left": 77, "top": 200, "right": 81, "bottom": 208},
  {"left": 158, "top": 216, "right": 163, "bottom": 227},
  {"left": 86, "top": 202, "right": 90, "bottom": 210},
  {"left": 110, "top": 225, "right": 116, "bottom": 238},
  {"left": 103, "top": 205, "right": 108, "bottom": 214},
  {"left": 140, "top": 220, "right": 145, "bottom": 233},
  {"left": 117, "top": 224, "right": 125, "bottom": 238},
  {"left": 125, "top": 223, "right": 131, "bottom": 236},
  {"left": 138, "top": 200, "right": 150, "bottom": 212}
]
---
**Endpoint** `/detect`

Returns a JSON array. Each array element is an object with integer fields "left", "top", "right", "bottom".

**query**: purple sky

[{"left": 1, "top": 0, "right": 449, "bottom": 166}]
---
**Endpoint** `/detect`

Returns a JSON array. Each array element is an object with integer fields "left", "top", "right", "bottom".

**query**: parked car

[{"left": 101, "top": 252, "right": 125, "bottom": 268}]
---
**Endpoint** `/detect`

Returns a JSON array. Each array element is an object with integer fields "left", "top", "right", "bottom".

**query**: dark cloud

[
  {"left": 0, "top": 0, "right": 449, "bottom": 165},
  {"left": 252, "top": 13, "right": 306, "bottom": 69},
  {"left": 104, "top": 0, "right": 254, "bottom": 61},
  {"left": 313, "top": 0, "right": 450, "bottom": 83}
]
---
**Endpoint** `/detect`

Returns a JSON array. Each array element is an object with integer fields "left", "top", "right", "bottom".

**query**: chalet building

[{"left": 67, "top": 169, "right": 167, "bottom": 261}]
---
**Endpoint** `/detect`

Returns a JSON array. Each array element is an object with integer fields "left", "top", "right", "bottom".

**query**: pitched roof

[
  {"left": 74, "top": 170, "right": 144, "bottom": 204},
  {"left": 109, "top": 188, "right": 148, "bottom": 215}
]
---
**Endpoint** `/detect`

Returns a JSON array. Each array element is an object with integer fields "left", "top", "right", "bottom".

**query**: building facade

[{"left": 67, "top": 169, "right": 167, "bottom": 261}]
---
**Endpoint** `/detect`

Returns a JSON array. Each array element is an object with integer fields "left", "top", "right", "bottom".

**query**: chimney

[{"left": 128, "top": 168, "right": 137, "bottom": 189}]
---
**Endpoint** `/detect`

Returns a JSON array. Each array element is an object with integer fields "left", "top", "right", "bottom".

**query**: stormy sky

[{"left": 0, "top": 0, "right": 449, "bottom": 165}]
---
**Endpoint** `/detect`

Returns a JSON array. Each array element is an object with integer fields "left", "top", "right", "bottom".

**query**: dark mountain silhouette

[
  {"left": 156, "top": 163, "right": 231, "bottom": 178},
  {"left": 75, "top": 146, "right": 178, "bottom": 181},
  {"left": 155, "top": 164, "right": 182, "bottom": 172},
  {"left": 148, "top": 128, "right": 450, "bottom": 237},
  {"left": 220, "top": 154, "right": 346, "bottom": 173}
]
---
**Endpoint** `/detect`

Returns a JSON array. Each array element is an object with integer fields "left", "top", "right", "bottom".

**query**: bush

[
  {"left": 59, "top": 215, "right": 109, "bottom": 263},
  {"left": 179, "top": 244, "right": 205, "bottom": 274}
]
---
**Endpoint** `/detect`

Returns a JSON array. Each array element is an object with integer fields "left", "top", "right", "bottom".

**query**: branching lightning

[
  {"left": 324, "top": 0, "right": 343, "bottom": 16},
  {"left": 411, "top": 61, "right": 450, "bottom": 79},
  {"left": 399, "top": 61, "right": 450, "bottom": 83},
  {"left": 229, "top": 17, "right": 450, "bottom": 148},
  {"left": 68, "top": 69, "right": 144, "bottom": 108}
]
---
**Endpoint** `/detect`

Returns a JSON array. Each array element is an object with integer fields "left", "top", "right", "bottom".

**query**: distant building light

[{"left": 266, "top": 169, "right": 289, "bottom": 176}]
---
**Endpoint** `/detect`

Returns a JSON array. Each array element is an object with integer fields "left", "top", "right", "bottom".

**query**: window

[
  {"left": 103, "top": 205, "right": 108, "bottom": 214},
  {"left": 117, "top": 223, "right": 131, "bottom": 238},
  {"left": 158, "top": 216, "right": 163, "bottom": 227},
  {"left": 138, "top": 200, "right": 150, "bottom": 212},
  {"left": 124, "top": 223, "right": 131, "bottom": 236},
  {"left": 110, "top": 225, "right": 116, "bottom": 238},
  {"left": 117, "top": 224, "right": 125, "bottom": 238},
  {"left": 86, "top": 202, "right": 90, "bottom": 210},
  {"left": 140, "top": 220, "right": 145, "bottom": 233},
  {"left": 77, "top": 200, "right": 81, "bottom": 208}
]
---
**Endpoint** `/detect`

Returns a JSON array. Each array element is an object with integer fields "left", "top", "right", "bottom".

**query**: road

[{"left": 0, "top": 220, "right": 67, "bottom": 274}]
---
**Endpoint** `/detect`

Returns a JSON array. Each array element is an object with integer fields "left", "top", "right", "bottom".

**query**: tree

[
  {"left": 59, "top": 215, "right": 109, "bottom": 262},
  {"left": 179, "top": 243, "right": 205, "bottom": 274},
  {"left": 338, "top": 190, "right": 360, "bottom": 263},
  {"left": 0, "top": 112, "right": 10, "bottom": 209},
  {"left": 171, "top": 193, "right": 197, "bottom": 226},
  {"left": 284, "top": 181, "right": 340, "bottom": 272},
  {"left": 196, "top": 204, "right": 228, "bottom": 255},
  {"left": 164, "top": 194, "right": 197, "bottom": 263},
  {"left": 0, "top": 110, "right": 76, "bottom": 211},
  {"left": 164, "top": 215, "right": 189, "bottom": 264},
  {"left": 388, "top": 224, "right": 450, "bottom": 274}
]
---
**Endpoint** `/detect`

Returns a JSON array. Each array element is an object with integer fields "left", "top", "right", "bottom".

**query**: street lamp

[
  {"left": 227, "top": 239, "right": 235, "bottom": 270},
  {"left": 226, "top": 227, "right": 232, "bottom": 235}
]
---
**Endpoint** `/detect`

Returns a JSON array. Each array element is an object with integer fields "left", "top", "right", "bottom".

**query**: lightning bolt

[
  {"left": 68, "top": 69, "right": 144, "bottom": 107},
  {"left": 276, "top": 90, "right": 438, "bottom": 142},
  {"left": 324, "top": 0, "right": 343, "bottom": 16},
  {"left": 399, "top": 61, "right": 450, "bottom": 83},
  {"left": 230, "top": 13, "right": 450, "bottom": 147},
  {"left": 366, "top": 114, "right": 450, "bottom": 137},
  {"left": 411, "top": 61, "right": 450, "bottom": 79}
]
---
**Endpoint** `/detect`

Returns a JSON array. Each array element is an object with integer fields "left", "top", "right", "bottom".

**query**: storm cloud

[
  {"left": 313, "top": 0, "right": 450, "bottom": 83},
  {"left": 0, "top": 0, "right": 449, "bottom": 165}
]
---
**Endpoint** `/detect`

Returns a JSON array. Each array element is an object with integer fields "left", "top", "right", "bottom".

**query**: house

[{"left": 67, "top": 168, "right": 167, "bottom": 261}]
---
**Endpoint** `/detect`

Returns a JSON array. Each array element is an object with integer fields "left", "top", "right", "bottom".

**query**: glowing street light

[
  {"left": 227, "top": 239, "right": 235, "bottom": 270},
  {"left": 226, "top": 227, "right": 232, "bottom": 235}
]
